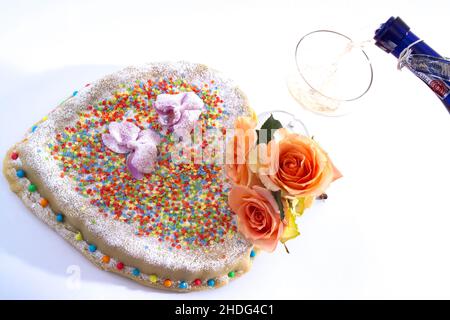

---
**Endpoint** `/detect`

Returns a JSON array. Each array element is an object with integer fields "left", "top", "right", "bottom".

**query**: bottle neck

[
  {"left": 391, "top": 31, "right": 441, "bottom": 59},
  {"left": 374, "top": 16, "right": 450, "bottom": 114}
]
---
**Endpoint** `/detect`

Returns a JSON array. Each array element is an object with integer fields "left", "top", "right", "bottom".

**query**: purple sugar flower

[{"left": 102, "top": 121, "right": 160, "bottom": 179}]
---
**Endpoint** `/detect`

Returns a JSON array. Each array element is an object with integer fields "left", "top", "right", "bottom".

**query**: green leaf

[
  {"left": 272, "top": 190, "right": 285, "bottom": 221},
  {"left": 261, "top": 114, "right": 283, "bottom": 131},
  {"left": 256, "top": 114, "right": 283, "bottom": 144}
]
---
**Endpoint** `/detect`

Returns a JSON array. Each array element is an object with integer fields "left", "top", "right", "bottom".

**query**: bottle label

[{"left": 400, "top": 53, "right": 450, "bottom": 99}]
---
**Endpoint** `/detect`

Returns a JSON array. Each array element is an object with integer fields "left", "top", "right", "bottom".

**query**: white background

[{"left": 1, "top": 0, "right": 450, "bottom": 299}]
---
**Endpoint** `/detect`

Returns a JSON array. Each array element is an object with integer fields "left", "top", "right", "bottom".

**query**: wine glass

[{"left": 287, "top": 30, "right": 373, "bottom": 116}]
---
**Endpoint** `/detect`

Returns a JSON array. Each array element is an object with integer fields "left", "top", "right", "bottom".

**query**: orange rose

[
  {"left": 228, "top": 185, "right": 284, "bottom": 252},
  {"left": 249, "top": 128, "right": 342, "bottom": 197},
  {"left": 225, "top": 114, "right": 259, "bottom": 186}
]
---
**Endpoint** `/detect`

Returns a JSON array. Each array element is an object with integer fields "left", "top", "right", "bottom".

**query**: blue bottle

[{"left": 374, "top": 17, "right": 450, "bottom": 114}]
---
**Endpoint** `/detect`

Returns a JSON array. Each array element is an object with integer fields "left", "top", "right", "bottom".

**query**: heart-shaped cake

[{"left": 3, "top": 61, "right": 256, "bottom": 291}]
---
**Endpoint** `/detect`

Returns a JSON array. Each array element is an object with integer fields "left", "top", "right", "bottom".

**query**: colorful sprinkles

[
  {"left": 132, "top": 268, "right": 140, "bottom": 276},
  {"left": 149, "top": 274, "right": 158, "bottom": 283},
  {"left": 179, "top": 281, "right": 188, "bottom": 289},
  {"left": 39, "top": 198, "right": 49, "bottom": 207},
  {"left": 47, "top": 77, "right": 235, "bottom": 251},
  {"left": 9, "top": 76, "right": 253, "bottom": 291},
  {"left": 193, "top": 279, "right": 202, "bottom": 286},
  {"left": 75, "top": 232, "right": 83, "bottom": 241},
  {"left": 11, "top": 157, "right": 247, "bottom": 291},
  {"left": 164, "top": 279, "right": 173, "bottom": 288},
  {"left": 16, "top": 169, "right": 26, "bottom": 178}
]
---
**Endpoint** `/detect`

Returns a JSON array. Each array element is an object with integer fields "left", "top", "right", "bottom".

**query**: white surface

[{"left": 1, "top": 0, "right": 450, "bottom": 300}]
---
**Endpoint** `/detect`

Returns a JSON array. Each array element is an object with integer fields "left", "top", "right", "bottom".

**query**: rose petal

[
  {"left": 252, "top": 186, "right": 279, "bottom": 214},
  {"left": 252, "top": 222, "right": 284, "bottom": 252},
  {"left": 259, "top": 174, "right": 281, "bottom": 192},
  {"left": 330, "top": 159, "right": 343, "bottom": 181},
  {"left": 228, "top": 185, "right": 251, "bottom": 213},
  {"left": 256, "top": 129, "right": 342, "bottom": 197},
  {"left": 228, "top": 185, "right": 283, "bottom": 252}
]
